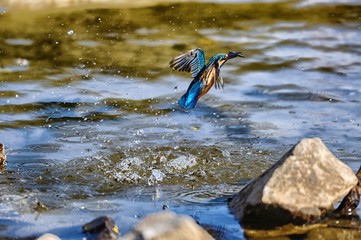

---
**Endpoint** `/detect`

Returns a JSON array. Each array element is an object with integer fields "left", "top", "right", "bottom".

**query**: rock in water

[
  {"left": 0, "top": 143, "right": 6, "bottom": 167},
  {"left": 336, "top": 165, "right": 361, "bottom": 214},
  {"left": 82, "top": 216, "right": 119, "bottom": 240},
  {"left": 121, "top": 211, "right": 214, "bottom": 240},
  {"left": 228, "top": 138, "right": 358, "bottom": 228},
  {"left": 37, "top": 233, "right": 61, "bottom": 240}
]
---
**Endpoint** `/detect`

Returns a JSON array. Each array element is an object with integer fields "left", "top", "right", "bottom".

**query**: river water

[{"left": 0, "top": 0, "right": 360, "bottom": 239}]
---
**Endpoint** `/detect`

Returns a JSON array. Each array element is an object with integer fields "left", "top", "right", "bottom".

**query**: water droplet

[
  {"left": 222, "top": 150, "right": 230, "bottom": 158},
  {"left": 151, "top": 169, "right": 165, "bottom": 182},
  {"left": 160, "top": 156, "right": 167, "bottom": 163},
  {"left": 16, "top": 58, "right": 29, "bottom": 66}
]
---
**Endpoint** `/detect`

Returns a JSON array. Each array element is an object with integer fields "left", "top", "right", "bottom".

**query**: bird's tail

[{"left": 178, "top": 80, "right": 202, "bottom": 110}]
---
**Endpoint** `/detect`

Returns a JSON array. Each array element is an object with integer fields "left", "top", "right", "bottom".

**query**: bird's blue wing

[{"left": 169, "top": 48, "right": 205, "bottom": 78}]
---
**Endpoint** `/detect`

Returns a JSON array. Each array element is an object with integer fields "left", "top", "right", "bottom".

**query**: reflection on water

[{"left": 0, "top": 0, "right": 360, "bottom": 238}]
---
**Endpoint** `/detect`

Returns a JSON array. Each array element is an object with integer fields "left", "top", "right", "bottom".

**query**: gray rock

[
  {"left": 228, "top": 138, "right": 358, "bottom": 228},
  {"left": 82, "top": 216, "right": 119, "bottom": 240},
  {"left": 37, "top": 233, "right": 61, "bottom": 240},
  {"left": 121, "top": 211, "right": 214, "bottom": 240}
]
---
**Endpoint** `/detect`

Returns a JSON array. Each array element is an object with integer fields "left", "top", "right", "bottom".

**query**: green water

[{"left": 0, "top": 1, "right": 360, "bottom": 239}]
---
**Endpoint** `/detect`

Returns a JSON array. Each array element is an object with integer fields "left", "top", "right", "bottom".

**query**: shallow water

[{"left": 0, "top": 0, "right": 360, "bottom": 239}]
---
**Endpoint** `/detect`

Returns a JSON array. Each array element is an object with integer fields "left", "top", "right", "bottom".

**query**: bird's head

[
  {"left": 213, "top": 51, "right": 245, "bottom": 67},
  {"left": 225, "top": 51, "right": 245, "bottom": 60}
]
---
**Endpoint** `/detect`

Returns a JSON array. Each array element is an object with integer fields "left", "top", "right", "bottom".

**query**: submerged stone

[
  {"left": 244, "top": 223, "right": 328, "bottom": 238},
  {"left": 228, "top": 138, "right": 358, "bottom": 228},
  {"left": 307, "top": 225, "right": 361, "bottom": 240}
]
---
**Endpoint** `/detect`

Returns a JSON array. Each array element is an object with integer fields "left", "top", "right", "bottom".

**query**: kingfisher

[{"left": 170, "top": 48, "right": 245, "bottom": 109}]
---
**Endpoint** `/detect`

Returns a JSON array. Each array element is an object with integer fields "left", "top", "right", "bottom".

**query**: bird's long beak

[
  {"left": 237, "top": 52, "right": 245, "bottom": 58},
  {"left": 225, "top": 51, "right": 245, "bottom": 61}
]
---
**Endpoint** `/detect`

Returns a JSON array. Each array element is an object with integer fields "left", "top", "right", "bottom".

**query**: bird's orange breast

[{"left": 199, "top": 68, "right": 216, "bottom": 98}]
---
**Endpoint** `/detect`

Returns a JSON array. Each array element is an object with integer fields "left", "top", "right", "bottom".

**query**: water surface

[{"left": 0, "top": 0, "right": 360, "bottom": 239}]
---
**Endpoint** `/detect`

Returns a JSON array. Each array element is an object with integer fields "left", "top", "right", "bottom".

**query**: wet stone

[
  {"left": 121, "top": 211, "right": 214, "bottom": 240},
  {"left": 0, "top": 143, "right": 6, "bottom": 167},
  {"left": 82, "top": 216, "right": 119, "bottom": 240},
  {"left": 37, "top": 233, "right": 61, "bottom": 240},
  {"left": 34, "top": 201, "right": 49, "bottom": 212},
  {"left": 228, "top": 138, "right": 358, "bottom": 229},
  {"left": 336, "top": 165, "right": 361, "bottom": 215}
]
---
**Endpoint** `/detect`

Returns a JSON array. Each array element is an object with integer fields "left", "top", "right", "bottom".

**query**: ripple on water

[
  {"left": 4, "top": 38, "right": 33, "bottom": 46},
  {"left": 76, "top": 40, "right": 101, "bottom": 47},
  {"left": 253, "top": 84, "right": 343, "bottom": 102}
]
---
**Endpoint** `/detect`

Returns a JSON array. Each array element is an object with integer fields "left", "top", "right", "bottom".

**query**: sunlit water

[{"left": 0, "top": 0, "right": 360, "bottom": 239}]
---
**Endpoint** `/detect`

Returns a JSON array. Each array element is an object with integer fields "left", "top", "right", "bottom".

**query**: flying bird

[{"left": 170, "top": 48, "right": 245, "bottom": 109}]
